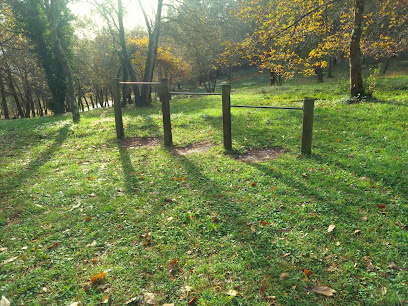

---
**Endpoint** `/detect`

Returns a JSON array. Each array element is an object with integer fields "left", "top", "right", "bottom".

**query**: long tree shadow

[
  {"left": 160, "top": 148, "right": 287, "bottom": 272},
  {"left": 117, "top": 143, "right": 140, "bottom": 194},
  {"left": 0, "top": 123, "right": 71, "bottom": 205}
]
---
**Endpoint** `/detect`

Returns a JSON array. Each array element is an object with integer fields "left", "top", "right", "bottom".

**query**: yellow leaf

[{"left": 327, "top": 224, "right": 336, "bottom": 232}]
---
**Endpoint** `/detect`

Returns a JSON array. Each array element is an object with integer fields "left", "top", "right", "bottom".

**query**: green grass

[{"left": 1, "top": 66, "right": 408, "bottom": 305}]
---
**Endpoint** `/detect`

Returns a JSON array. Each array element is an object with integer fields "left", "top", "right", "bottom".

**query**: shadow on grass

[{"left": 0, "top": 123, "right": 70, "bottom": 209}]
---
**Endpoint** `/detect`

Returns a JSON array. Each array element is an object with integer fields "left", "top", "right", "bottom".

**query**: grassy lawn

[{"left": 1, "top": 67, "right": 407, "bottom": 305}]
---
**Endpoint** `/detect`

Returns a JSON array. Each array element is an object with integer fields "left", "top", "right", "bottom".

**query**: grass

[{"left": 1, "top": 65, "right": 408, "bottom": 305}]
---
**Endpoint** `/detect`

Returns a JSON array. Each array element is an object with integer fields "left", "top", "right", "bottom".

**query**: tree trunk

[
  {"left": 48, "top": 1, "right": 80, "bottom": 122},
  {"left": 0, "top": 69, "right": 10, "bottom": 119},
  {"left": 5, "top": 65, "right": 24, "bottom": 118},
  {"left": 90, "top": 95, "right": 95, "bottom": 109},
  {"left": 37, "top": 96, "right": 44, "bottom": 117},
  {"left": 121, "top": 62, "right": 128, "bottom": 107},
  {"left": 118, "top": 0, "right": 141, "bottom": 106},
  {"left": 328, "top": 56, "right": 334, "bottom": 78},
  {"left": 349, "top": 0, "right": 365, "bottom": 98},
  {"left": 316, "top": 66, "right": 324, "bottom": 83},
  {"left": 141, "top": 0, "right": 163, "bottom": 106},
  {"left": 270, "top": 71, "right": 277, "bottom": 86}
]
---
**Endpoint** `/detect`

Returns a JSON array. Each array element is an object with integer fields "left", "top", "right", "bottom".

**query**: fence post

[
  {"left": 112, "top": 78, "right": 124, "bottom": 140},
  {"left": 160, "top": 79, "right": 172, "bottom": 146},
  {"left": 301, "top": 98, "right": 315, "bottom": 155},
  {"left": 222, "top": 84, "right": 232, "bottom": 150}
]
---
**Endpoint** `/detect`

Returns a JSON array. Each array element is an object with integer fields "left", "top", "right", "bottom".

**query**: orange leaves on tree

[{"left": 91, "top": 272, "right": 106, "bottom": 283}]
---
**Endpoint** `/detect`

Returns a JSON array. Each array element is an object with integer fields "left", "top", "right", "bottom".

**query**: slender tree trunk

[
  {"left": 5, "top": 66, "right": 24, "bottom": 118},
  {"left": 118, "top": 0, "right": 141, "bottom": 106},
  {"left": 349, "top": 0, "right": 365, "bottom": 98},
  {"left": 121, "top": 62, "right": 128, "bottom": 107},
  {"left": 42, "top": 95, "right": 48, "bottom": 115},
  {"left": 328, "top": 56, "right": 334, "bottom": 78},
  {"left": 82, "top": 91, "right": 90, "bottom": 110},
  {"left": 90, "top": 95, "right": 95, "bottom": 109},
  {"left": 141, "top": 0, "right": 163, "bottom": 105},
  {"left": 37, "top": 96, "right": 44, "bottom": 117},
  {"left": 0, "top": 69, "right": 10, "bottom": 119}
]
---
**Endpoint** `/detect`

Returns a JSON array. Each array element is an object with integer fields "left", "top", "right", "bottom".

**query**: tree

[
  {"left": 138, "top": 0, "right": 163, "bottom": 105},
  {"left": 12, "top": 0, "right": 79, "bottom": 121},
  {"left": 236, "top": 0, "right": 408, "bottom": 98}
]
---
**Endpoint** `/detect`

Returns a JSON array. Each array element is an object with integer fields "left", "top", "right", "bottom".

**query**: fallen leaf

[
  {"left": 69, "top": 203, "right": 81, "bottom": 211},
  {"left": 124, "top": 297, "right": 139, "bottom": 305},
  {"left": 327, "top": 224, "right": 336, "bottom": 232},
  {"left": 0, "top": 248, "right": 7, "bottom": 253},
  {"left": 87, "top": 240, "right": 97, "bottom": 247},
  {"left": 226, "top": 289, "right": 239, "bottom": 296},
  {"left": 167, "top": 259, "right": 179, "bottom": 274},
  {"left": 91, "top": 273, "right": 106, "bottom": 283},
  {"left": 48, "top": 242, "right": 60, "bottom": 250},
  {"left": 378, "top": 204, "right": 386, "bottom": 209},
  {"left": 88, "top": 193, "right": 96, "bottom": 198},
  {"left": 279, "top": 272, "right": 289, "bottom": 280},
  {"left": 361, "top": 216, "right": 368, "bottom": 221},
  {"left": 188, "top": 296, "right": 197, "bottom": 305},
  {"left": 1, "top": 296, "right": 10, "bottom": 306},
  {"left": 260, "top": 221, "right": 270, "bottom": 226},
  {"left": 250, "top": 224, "right": 256, "bottom": 232},
  {"left": 366, "top": 261, "right": 375, "bottom": 272},
  {"left": 68, "top": 303, "right": 80, "bottom": 306},
  {"left": 177, "top": 177, "right": 186, "bottom": 181},
  {"left": 278, "top": 229, "right": 292, "bottom": 233},
  {"left": 101, "top": 294, "right": 109, "bottom": 304},
  {"left": 144, "top": 292, "right": 157, "bottom": 305},
  {"left": 310, "top": 286, "right": 336, "bottom": 296},
  {"left": 88, "top": 177, "right": 95, "bottom": 180},
  {"left": 335, "top": 241, "right": 341, "bottom": 246},
  {"left": 354, "top": 229, "right": 361, "bottom": 235},
  {"left": 163, "top": 304, "right": 175, "bottom": 306},
  {"left": 1, "top": 256, "right": 19, "bottom": 266},
  {"left": 251, "top": 182, "right": 257, "bottom": 186},
  {"left": 381, "top": 287, "right": 387, "bottom": 296},
  {"left": 304, "top": 269, "right": 312, "bottom": 276}
]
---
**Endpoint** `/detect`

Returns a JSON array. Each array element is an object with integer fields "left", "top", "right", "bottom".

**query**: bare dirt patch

[
  {"left": 173, "top": 142, "right": 216, "bottom": 155},
  {"left": 120, "top": 137, "right": 161, "bottom": 149},
  {"left": 237, "top": 147, "right": 285, "bottom": 162}
]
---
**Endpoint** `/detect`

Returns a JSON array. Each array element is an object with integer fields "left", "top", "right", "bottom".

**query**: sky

[{"left": 68, "top": 0, "right": 159, "bottom": 31}]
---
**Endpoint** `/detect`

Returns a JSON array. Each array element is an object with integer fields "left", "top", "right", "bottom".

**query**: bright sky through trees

[{"left": 68, "top": 0, "right": 158, "bottom": 30}]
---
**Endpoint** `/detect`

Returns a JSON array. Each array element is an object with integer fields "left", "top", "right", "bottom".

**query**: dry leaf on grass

[
  {"left": 310, "top": 286, "right": 336, "bottom": 296},
  {"left": 279, "top": 272, "right": 289, "bottom": 280},
  {"left": 1, "top": 256, "right": 18, "bottom": 266},
  {"left": 1, "top": 296, "right": 10, "bottom": 306},
  {"left": 327, "top": 224, "right": 336, "bottom": 232},
  {"left": 144, "top": 292, "right": 157, "bottom": 305}
]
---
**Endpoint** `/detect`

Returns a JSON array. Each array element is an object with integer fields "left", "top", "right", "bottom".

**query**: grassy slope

[{"left": 0, "top": 65, "right": 407, "bottom": 305}]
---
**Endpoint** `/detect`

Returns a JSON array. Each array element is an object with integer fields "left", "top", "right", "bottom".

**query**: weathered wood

[
  {"left": 222, "top": 84, "right": 232, "bottom": 150},
  {"left": 112, "top": 78, "right": 124, "bottom": 140},
  {"left": 169, "top": 92, "right": 222, "bottom": 96},
  {"left": 301, "top": 98, "right": 315, "bottom": 155},
  {"left": 160, "top": 79, "right": 172, "bottom": 146},
  {"left": 119, "top": 82, "right": 160, "bottom": 85}
]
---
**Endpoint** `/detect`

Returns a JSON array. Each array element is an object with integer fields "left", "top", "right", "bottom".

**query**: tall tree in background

[
  {"left": 139, "top": 0, "right": 163, "bottom": 105},
  {"left": 349, "top": 0, "right": 365, "bottom": 98}
]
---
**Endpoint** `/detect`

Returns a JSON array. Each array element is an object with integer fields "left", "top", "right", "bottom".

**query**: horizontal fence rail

[
  {"left": 169, "top": 92, "right": 222, "bottom": 96},
  {"left": 119, "top": 82, "right": 161, "bottom": 85},
  {"left": 230, "top": 105, "right": 303, "bottom": 110}
]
